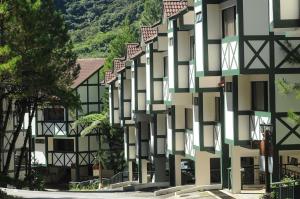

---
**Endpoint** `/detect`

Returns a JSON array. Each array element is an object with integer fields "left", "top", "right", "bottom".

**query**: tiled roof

[
  {"left": 141, "top": 26, "right": 158, "bottom": 43},
  {"left": 126, "top": 43, "right": 143, "bottom": 59},
  {"left": 114, "top": 58, "right": 126, "bottom": 73},
  {"left": 105, "top": 70, "right": 116, "bottom": 84},
  {"left": 163, "top": 0, "right": 188, "bottom": 18},
  {"left": 72, "top": 58, "right": 105, "bottom": 88}
]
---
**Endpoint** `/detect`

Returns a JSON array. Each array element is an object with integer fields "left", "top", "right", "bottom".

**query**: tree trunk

[
  {"left": 2, "top": 101, "right": 26, "bottom": 175},
  {"left": 14, "top": 103, "right": 35, "bottom": 180},
  {"left": 0, "top": 99, "right": 12, "bottom": 173}
]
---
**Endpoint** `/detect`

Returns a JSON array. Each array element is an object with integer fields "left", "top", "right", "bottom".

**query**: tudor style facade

[
  {"left": 107, "top": 0, "right": 300, "bottom": 194},
  {"left": 1, "top": 100, "right": 31, "bottom": 179},
  {"left": 33, "top": 58, "right": 105, "bottom": 183}
]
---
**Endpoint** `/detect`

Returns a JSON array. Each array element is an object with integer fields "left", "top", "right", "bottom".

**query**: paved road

[{"left": 3, "top": 188, "right": 156, "bottom": 199}]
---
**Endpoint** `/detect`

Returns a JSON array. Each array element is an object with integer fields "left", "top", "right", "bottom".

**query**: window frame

[
  {"left": 43, "top": 108, "right": 65, "bottom": 122},
  {"left": 251, "top": 81, "right": 268, "bottom": 112},
  {"left": 222, "top": 6, "right": 237, "bottom": 38},
  {"left": 53, "top": 138, "right": 74, "bottom": 153}
]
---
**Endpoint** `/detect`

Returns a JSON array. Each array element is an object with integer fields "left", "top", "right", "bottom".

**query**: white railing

[
  {"left": 213, "top": 123, "right": 222, "bottom": 153},
  {"left": 221, "top": 36, "right": 239, "bottom": 75},
  {"left": 163, "top": 77, "right": 171, "bottom": 104},
  {"left": 250, "top": 111, "right": 271, "bottom": 140},
  {"left": 189, "top": 61, "right": 196, "bottom": 91},
  {"left": 185, "top": 129, "right": 195, "bottom": 158}
]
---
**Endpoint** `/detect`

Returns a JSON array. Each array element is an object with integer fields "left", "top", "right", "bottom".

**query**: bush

[{"left": 0, "top": 175, "right": 26, "bottom": 189}]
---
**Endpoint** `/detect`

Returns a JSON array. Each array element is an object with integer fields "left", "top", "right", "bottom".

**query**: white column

[
  {"left": 195, "top": 151, "right": 211, "bottom": 186},
  {"left": 175, "top": 155, "right": 182, "bottom": 186},
  {"left": 141, "top": 159, "right": 148, "bottom": 184},
  {"left": 128, "top": 161, "right": 133, "bottom": 182},
  {"left": 231, "top": 146, "right": 241, "bottom": 193}
]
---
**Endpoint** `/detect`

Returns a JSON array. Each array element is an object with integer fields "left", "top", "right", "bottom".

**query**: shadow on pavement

[{"left": 210, "top": 190, "right": 235, "bottom": 199}]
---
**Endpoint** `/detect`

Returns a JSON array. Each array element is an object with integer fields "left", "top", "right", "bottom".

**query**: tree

[
  {"left": 277, "top": 42, "right": 300, "bottom": 125},
  {"left": 0, "top": 0, "right": 80, "bottom": 180},
  {"left": 277, "top": 79, "right": 300, "bottom": 124},
  {"left": 100, "top": 20, "right": 136, "bottom": 78},
  {"left": 139, "top": 0, "right": 162, "bottom": 26},
  {"left": 73, "top": 113, "right": 125, "bottom": 185}
]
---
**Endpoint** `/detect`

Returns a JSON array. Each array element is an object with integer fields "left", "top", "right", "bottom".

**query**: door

[{"left": 241, "top": 157, "right": 254, "bottom": 185}]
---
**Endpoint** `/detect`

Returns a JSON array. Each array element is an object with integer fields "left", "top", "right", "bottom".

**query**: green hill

[{"left": 54, "top": 0, "right": 146, "bottom": 58}]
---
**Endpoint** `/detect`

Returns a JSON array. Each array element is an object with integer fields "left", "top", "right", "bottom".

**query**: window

[
  {"left": 225, "top": 82, "right": 232, "bottom": 92},
  {"left": 163, "top": 56, "right": 168, "bottom": 77},
  {"left": 185, "top": 108, "right": 193, "bottom": 130},
  {"left": 222, "top": 6, "right": 236, "bottom": 38},
  {"left": 196, "top": 12, "right": 202, "bottom": 23},
  {"left": 43, "top": 108, "right": 64, "bottom": 122},
  {"left": 215, "top": 97, "right": 221, "bottom": 122},
  {"left": 169, "top": 37, "right": 174, "bottom": 46},
  {"left": 251, "top": 81, "right": 268, "bottom": 111},
  {"left": 190, "top": 36, "right": 195, "bottom": 60},
  {"left": 53, "top": 139, "right": 74, "bottom": 152}
]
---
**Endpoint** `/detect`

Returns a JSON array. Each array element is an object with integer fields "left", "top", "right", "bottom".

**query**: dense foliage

[{"left": 55, "top": 0, "right": 162, "bottom": 59}]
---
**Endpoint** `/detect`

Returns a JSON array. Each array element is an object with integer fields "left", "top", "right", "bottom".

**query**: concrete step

[
  {"left": 123, "top": 182, "right": 169, "bottom": 192},
  {"left": 109, "top": 181, "right": 138, "bottom": 189}
]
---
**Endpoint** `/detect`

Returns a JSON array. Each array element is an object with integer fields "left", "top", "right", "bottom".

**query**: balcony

[
  {"left": 250, "top": 111, "right": 271, "bottom": 141},
  {"left": 37, "top": 122, "right": 99, "bottom": 137},
  {"left": 185, "top": 129, "right": 195, "bottom": 160},
  {"left": 221, "top": 36, "right": 240, "bottom": 76},
  {"left": 47, "top": 151, "right": 97, "bottom": 167}
]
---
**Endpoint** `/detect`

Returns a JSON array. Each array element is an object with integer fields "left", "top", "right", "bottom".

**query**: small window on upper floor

[
  {"left": 222, "top": 6, "right": 236, "bottom": 38},
  {"left": 163, "top": 56, "right": 168, "bottom": 77},
  {"left": 169, "top": 37, "right": 174, "bottom": 46},
  {"left": 215, "top": 97, "right": 221, "bottom": 122},
  {"left": 43, "top": 108, "right": 64, "bottom": 122},
  {"left": 53, "top": 139, "right": 74, "bottom": 152},
  {"left": 196, "top": 12, "right": 202, "bottom": 23},
  {"left": 251, "top": 81, "right": 268, "bottom": 112},
  {"left": 190, "top": 36, "right": 195, "bottom": 60},
  {"left": 185, "top": 108, "right": 193, "bottom": 130}
]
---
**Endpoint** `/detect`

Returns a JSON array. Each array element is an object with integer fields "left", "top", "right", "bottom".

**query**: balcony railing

[
  {"left": 221, "top": 36, "right": 239, "bottom": 76},
  {"left": 185, "top": 129, "right": 195, "bottom": 159},
  {"left": 250, "top": 111, "right": 271, "bottom": 141},
  {"left": 37, "top": 122, "right": 100, "bottom": 136},
  {"left": 189, "top": 60, "right": 196, "bottom": 92},
  {"left": 47, "top": 151, "right": 97, "bottom": 167},
  {"left": 163, "top": 77, "right": 171, "bottom": 104},
  {"left": 213, "top": 123, "right": 222, "bottom": 153}
]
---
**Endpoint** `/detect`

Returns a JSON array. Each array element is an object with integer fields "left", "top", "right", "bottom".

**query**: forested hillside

[{"left": 54, "top": 0, "right": 161, "bottom": 58}]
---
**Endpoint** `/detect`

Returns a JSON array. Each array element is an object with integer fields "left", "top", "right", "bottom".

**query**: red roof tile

[
  {"left": 126, "top": 43, "right": 143, "bottom": 59},
  {"left": 141, "top": 26, "right": 158, "bottom": 43},
  {"left": 114, "top": 58, "right": 126, "bottom": 73},
  {"left": 72, "top": 58, "right": 105, "bottom": 88},
  {"left": 105, "top": 70, "right": 116, "bottom": 85},
  {"left": 163, "top": 0, "right": 188, "bottom": 18}
]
